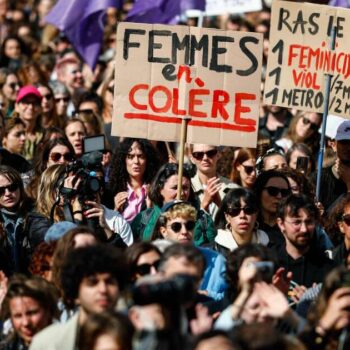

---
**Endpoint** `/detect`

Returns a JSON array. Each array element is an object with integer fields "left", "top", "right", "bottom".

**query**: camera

[{"left": 132, "top": 274, "right": 197, "bottom": 306}]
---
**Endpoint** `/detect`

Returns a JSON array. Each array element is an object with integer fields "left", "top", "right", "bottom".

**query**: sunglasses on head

[
  {"left": 264, "top": 186, "right": 291, "bottom": 198},
  {"left": 0, "top": 183, "right": 19, "bottom": 196},
  {"left": 55, "top": 97, "right": 69, "bottom": 103},
  {"left": 169, "top": 220, "right": 195, "bottom": 233},
  {"left": 50, "top": 152, "right": 74, "bottom": 162},
  {"left": 226, "top": 206, "right": 257, "bottom": 217},
  {"left": 302, "top": 117, "right": 319, "bottom": 132},
  {"left": 192, "top": 149, "right": 218, "bottom": 161},
  {"left": 243, "top": 165, "right": 255, "bottom": 175},
  {"left": 342, "top": 214, "right": 350, "bottom": 226},
  {"left": 135, "top": 260, "right": 160, "bottom": 276}
]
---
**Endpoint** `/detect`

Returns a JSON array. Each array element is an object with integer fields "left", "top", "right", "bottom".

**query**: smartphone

[
  {"left": 83, "top": 135, "right": 105, "bottom": 154},
  {"left": 296, "top": 156, "right": 309, "bottom": 173},
  {"left": 253, "top": 261, "right": 274, "bottom": 282}
]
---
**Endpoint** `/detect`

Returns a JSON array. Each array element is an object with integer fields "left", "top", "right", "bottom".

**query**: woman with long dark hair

[{"left": 109, "top": 138, "right": 160, "bottom": 222}]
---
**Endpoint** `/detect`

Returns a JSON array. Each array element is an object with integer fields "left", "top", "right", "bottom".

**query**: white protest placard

[
  {"left": 112, "top": 22, "right": 263, "bottom": 148},
  {"left": 264, "top": 0, "right": 350, "bottom": 118},
  {"left": 204, "top": 0, "right": 262, "bottom": 16}
]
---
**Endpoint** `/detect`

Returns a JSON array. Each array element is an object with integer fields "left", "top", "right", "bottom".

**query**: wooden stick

[{"left": 176, "top": 117, "right": 188, "bottom": 200}]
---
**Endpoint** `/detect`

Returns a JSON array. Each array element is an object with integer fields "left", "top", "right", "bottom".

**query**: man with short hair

[
  {"left": 275, "top": 194, "right": 335, "bottom": 288},
  {"left": 190, "top": 144, "right": 237, "bottom": 220},
  {"left": 30, "top": 244, "right": 126, "bottom": 350}
]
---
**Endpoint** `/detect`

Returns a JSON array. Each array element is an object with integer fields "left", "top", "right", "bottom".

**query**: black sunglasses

[
  {"left": 342, "top": 214, "right": 350, "bottom": 226},
  {"left": 192, "top": 149, "right": 218, "bottom": 161},
  {"left": 302, "top": 117, "right": 319, "bottom": 132},
  {"left": 107, "top": 86, "right": 114, "bottom": 93},
  {"left": 42, "top": 93, "right": 53, "bottom": 100},
  {"left": 74, "top": 109, "right": 94, "bottom": 116},
  {"left": 135, "top": 260, "right": 160, "bottom": 276},
  {"left": 169, "top": 220, "right": 195, "bottom": 233},
  {"left": 50, "top": 152, "right": 74, "bottom": 162},
  {"left": 226, "top": 206, "right": 257, "bottom": 217},
  {"left": 8, "top": 82, "right": 20, "bottom": 90},
  {"left": 0, "top": 183, "right": 19, "bottom": 196},
  {"left": 55, "top": 97, "right": 69, "bottom": 103},
  {"left": 243, "top": 165, "right": 255, "bottom": 175},
  {"left": 264, "top": 186, "right": 290, "bottom": 198}
]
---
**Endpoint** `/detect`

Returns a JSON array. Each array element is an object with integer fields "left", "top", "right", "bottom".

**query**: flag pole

[{"left": 316, "top": 27, "right": 336, "bottom": 201}]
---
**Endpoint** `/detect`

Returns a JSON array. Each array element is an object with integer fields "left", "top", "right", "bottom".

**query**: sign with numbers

[{"left": 264, "top": 0, "right": 350, "bottom": 118}]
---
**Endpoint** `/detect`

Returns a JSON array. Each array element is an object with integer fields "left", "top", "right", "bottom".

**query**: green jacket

[{"left": 131, "top": 205, "right": 217, "bottom": 246}]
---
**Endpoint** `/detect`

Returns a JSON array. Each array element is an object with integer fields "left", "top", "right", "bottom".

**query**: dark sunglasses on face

[
  {"left": 264, "top": 186, "right": 291, "bottom": 198},
  {"left": 42, "top": 93, "right": 53, "bottom": 100},
  {"left": 135, "top": 260, "right": 160, "bottom": 276},
  {"left": 226, "top": 206, "right": 257, "bottom": 217},
  {"left": 74, "top": 109, "right": 94, "bottom": 116},
  {"left": 342, "top": 214, "right": 350, "bottom": 226},
  {"left": 55, "top": 97, "right": 69, "bottom": 103},
  {"left": 169, "top": 220, "right": 196, "bottom": 233},
  {"left": 107, "top": 86, "right": 114, "bottom": 93},
  {"left": 243, "top": 165, "right": 255, "bottom": 175},
  {"left": 0, "top": 183, "right": 19, "bottom": 196},
  {"left": 50, "top": 152, "right": 74, "bottom": 162},
  {"left": 192, "top": 149, "right": 218, "bottom": 161},
  {"left": 8, "top": 82, "right": 20, "bottom": 90},
  {"left": 302, "top": 117, "right": 319, "bottom": 132}
]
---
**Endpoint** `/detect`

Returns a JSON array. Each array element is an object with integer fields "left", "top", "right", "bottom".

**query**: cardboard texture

[
  {"left": 112, "top": 22, "right": 263, "bottom": 148},
  {"left": 264, "top": 0, "right": 350, "bottom": 118}
]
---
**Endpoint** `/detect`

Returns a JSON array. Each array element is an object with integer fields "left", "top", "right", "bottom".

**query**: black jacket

[{"left": 273, "top": 241, "right": 336, "bottom": 287}]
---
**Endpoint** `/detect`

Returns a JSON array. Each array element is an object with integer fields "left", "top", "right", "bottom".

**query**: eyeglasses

[
  {"left": 135, "top": 260, "right": 160, "bottom": 276},
  {"left": 42, "top": 93, "right": 53, "bottom": 100},
  {"left": 168, "top": 220, "right": 195, "bottom": 233},
  {"left": 226, "top": 206, "right": 257, "bottom": 217},
  {"left": 302, "top": 117, "right": 319, "bottom": 132},
  {"left": 263, "top": 186, "right": 291, "bottom": 198},
  {"left": 192, "top": 149, "right": 218, "bottom": 161},
  {"left": 74, "top": 109, "right": 94, "bottom": 116},
  {"left": 242, "top": 165, "right": 255, "bottom": 175},
  {"left": 50, "top": 152, "right": 74, "bottom": 162},
  {"left": 20, "top": 99, "right": 41, "bottom": 107},
  {"left": 0, "top": 183, "right": 19, "bottom": 196},
  {"left": 342, "top": 214, "right": 350, "bottom": 226},
  {"left": 55, "top": 97, "right": 69, "bottom": 103},
  {"left": 107, "top": 86, "right": 114, "bottom": 93},
  {"left": 284, "top": 219, "right": 316, "bottom": 228}
]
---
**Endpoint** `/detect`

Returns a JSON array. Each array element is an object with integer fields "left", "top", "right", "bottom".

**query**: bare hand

[
  {"left": 201, "top": 177, "right": 222, "bottom": 211},
  {"left": 272, "top": 267, "right": 292, "bottom": 295},
  {"left": 114, "top": 192, "right": 128, "bottom": 212},
  {"left": 289, "top": 284, "right": 307, "bottom": 304},
  {"left": 190, "top": 304, "right": 213, "bottom": 335},
  {"left": 319, "top": 287, "right": 350, "bottom": 331},
  {"left": 84, "top": 201, "right": 109, "bottom": 230}
]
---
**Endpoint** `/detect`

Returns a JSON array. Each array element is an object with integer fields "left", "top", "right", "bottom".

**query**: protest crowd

[{"left": 1, "top": 0, "right": 350, "bottom": 349}]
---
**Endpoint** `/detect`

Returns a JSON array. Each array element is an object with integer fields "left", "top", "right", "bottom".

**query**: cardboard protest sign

[
  {"left": 205, "top": 0, "right": 262, "bottom": 16},
  {"left": 264, "top": 0, "right": 350, "bottom": 118},
  {"left": 113, "top": 22, "right": 263, "bottom": 148}
]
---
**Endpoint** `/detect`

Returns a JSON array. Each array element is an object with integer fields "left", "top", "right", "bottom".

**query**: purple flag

[
  {"left": 46, "top": 0, "right": 122, "bottom": 69},
  {"left": 126, "top": 0, "right": 205, "bottom": 24},
  {"left": 329, "top": 0, "right": 350, "bottom": 7}
]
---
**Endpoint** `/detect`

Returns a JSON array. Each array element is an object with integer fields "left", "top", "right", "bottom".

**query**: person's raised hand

[
  {"left": 114, "top": 192, "right": 128, "bottom": 212},
  {"left": 201, "top": 177, "right": 222, "bottom": 211}
]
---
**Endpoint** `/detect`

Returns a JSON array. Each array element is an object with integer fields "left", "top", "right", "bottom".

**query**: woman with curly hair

[
  {"left": 0, "top": 165, "right": 34, "bottom": 276},
  {"left": 109, "top": 138, "right": 160, "bottom": 222}
]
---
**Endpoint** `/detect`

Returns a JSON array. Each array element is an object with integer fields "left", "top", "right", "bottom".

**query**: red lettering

[
  {"left": 288, "top": 45, "right": 301, "bottom": 66},
  {"left": 234, "top": 93, "right": 256, "bottom": 126},
  {"left": 148, "top": 86, "right": 172, "bottom": 113},
  {"left": 211, "top": 90, "right": 229, "bottom": 120},
  {"left": 129, "top": 84, "right": 148, "bottom": 110},
  {"left": 172, "top": 88, "right": 186, "bottom": 116},
  {"left": 177, "top": 65, "right": 192, "bottom": 83},
  {"left": 292, "top": 69, "right": 303, "bottom": 86},
  {"left": 189, "top": 89, "right": 209, "bottom": 118}
]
